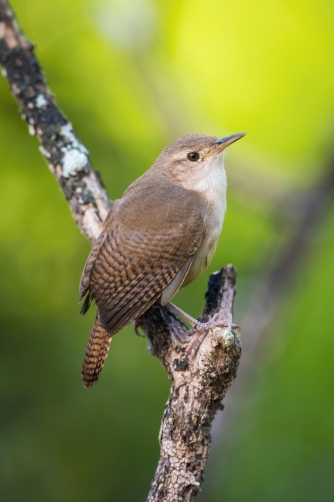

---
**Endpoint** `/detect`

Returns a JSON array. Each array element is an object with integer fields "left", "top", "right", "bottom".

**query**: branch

[
  {"left": 0, "top": 0, "right": 110, "bottom": 241},
  {"left": 141, "top": 267, "right": 240, "bottom": 501},
  {"left": 0, "top": 2, "right": 241, "bottom": 500}
]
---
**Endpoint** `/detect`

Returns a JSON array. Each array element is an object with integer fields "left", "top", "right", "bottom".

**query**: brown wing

[
  {"left": 81, "top": 176, "right": 205, "bottom": 337},
  {"left": 79, "top": 174, "right": 205, "bottom": 388},
  {"left": 89, "top": 223, "right": 202, "bottom": 335}
]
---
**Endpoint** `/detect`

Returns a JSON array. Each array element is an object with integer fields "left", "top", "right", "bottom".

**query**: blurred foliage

[{"left": 0, "top": 0, "right": 334, "bottom": 500}]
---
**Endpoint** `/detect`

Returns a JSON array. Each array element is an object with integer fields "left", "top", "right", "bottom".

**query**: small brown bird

[{"left": 80, "top": 132, "right": 245, "bottom": 387}]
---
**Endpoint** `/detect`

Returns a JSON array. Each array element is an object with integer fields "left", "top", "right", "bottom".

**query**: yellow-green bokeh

[{"left": 1, "top": 0, "right": 334, "bottom": 500}]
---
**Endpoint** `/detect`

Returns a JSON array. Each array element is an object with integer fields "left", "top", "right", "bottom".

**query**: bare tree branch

[
  {"left": 0, "top": 2, "right": 241, "bottom": 499},
  {"left": 141, "top": 267, "right": 240, "bottom": 501},
  {"left": 0, "top": 0, "right": 110, "bottom": 241}
]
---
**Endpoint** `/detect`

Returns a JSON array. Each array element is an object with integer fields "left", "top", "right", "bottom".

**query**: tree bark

[
  {"left": 0, "top": 1, "right": 110, "bottom": 241},
  {"left": 141, "top": 268, "right": 240, "bottom": 501},
  {"left": 0, "top": 2, "right": 241, "bottom": 499}
]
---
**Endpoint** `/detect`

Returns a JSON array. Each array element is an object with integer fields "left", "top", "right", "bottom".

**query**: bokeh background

[{"left": 1, "top": 0, "right": 334, "bottom": 500}]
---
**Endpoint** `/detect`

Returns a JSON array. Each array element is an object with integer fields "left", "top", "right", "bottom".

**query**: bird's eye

[{"left": 187, "top": 152, "right": 199, "bottom": 162}]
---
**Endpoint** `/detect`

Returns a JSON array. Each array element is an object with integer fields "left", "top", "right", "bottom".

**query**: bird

[{"left": 79, "top": 132, "right": 245, "bottom": 387}]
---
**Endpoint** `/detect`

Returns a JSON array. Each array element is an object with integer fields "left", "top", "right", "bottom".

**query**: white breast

[{"left": 182, "top": 154, "right": 227, "bottom": 286}]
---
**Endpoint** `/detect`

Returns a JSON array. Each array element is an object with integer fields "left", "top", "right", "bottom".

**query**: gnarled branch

[
  {"left": 141, "top": 267, "right": 240, "bottom": 501},
  {"left": 0, "top": 2, "right": 241, "bottom": 499}
]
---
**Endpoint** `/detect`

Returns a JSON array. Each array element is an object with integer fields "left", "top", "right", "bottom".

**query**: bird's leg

[
  {"left": 166, "top": 302, "right": 233, "bottom": 330},
  {"left": 166, "top": 302, "right": 238, "bottom": 357}
]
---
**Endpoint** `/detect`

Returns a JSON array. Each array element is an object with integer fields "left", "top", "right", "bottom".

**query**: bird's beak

[{"left": 204, "top": 132, "right": 246, "bottom": 160}]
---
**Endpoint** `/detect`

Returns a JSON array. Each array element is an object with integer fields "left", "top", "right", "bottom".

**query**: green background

[{"left": 1, "top": 0, "right": 334, "bottom": 500}]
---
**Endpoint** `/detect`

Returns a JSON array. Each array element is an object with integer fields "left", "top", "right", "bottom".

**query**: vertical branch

[{"left": 140, "top": 267, "right": 241, "bottom": 501}]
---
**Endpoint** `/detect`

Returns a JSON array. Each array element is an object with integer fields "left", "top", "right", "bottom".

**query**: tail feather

[{"left": 81, "top": 312, "right": 112, "bottom": 388}]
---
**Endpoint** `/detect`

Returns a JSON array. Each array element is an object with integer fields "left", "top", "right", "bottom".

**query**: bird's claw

[
  {"left": 133, "top": 318, "right": 145, "bottom": 338},
  {"left": 185, "top": 319, "right": 240, "bottom": 358}
]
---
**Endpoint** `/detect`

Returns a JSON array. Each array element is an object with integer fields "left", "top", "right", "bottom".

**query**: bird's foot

[
  {"left": 185, "top": 320, "right": 239, "bottom": 359},
  {"left": 164, "top": 302, "right": 239, "bottom": 361}
]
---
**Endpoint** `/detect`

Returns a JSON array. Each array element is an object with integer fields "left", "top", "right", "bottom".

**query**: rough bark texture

[
  {"left": 0, "top": 2, "right": 241, "bottom": 500},
  {"left": 141, "top": 268, "right": 240, "bottom": 501},
  {"left": 0, "top": 1, "right": 111, "bottom": 241}
]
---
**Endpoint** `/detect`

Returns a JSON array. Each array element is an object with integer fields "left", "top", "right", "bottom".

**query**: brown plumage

[
  {"left": 81, "top": 312, "right": 111, "bottom": 386},
  {"left": 80, "top": 133, "right": 245, "bottom": 387}
]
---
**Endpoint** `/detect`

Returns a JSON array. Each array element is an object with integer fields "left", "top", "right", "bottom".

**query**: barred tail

[{"left": 81, "top": 312, "right": 112, "bottom": 388}]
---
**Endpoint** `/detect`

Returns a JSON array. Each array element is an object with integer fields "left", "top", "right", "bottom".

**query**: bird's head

[{"left": 153, "top": 133, "right": 246, "bottom": 192}]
